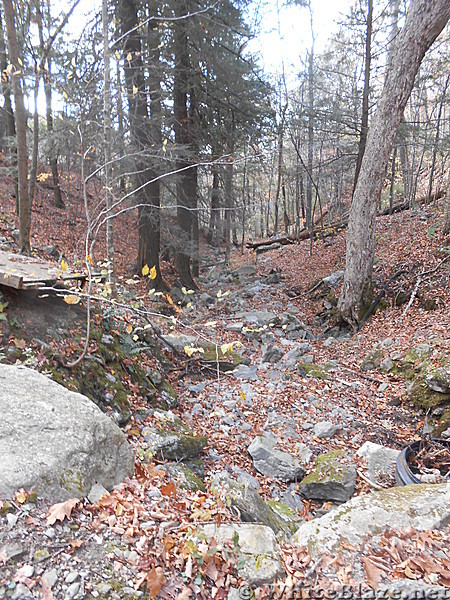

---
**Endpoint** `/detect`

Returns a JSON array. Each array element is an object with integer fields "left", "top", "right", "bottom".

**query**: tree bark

[
  {"left": 353, "top": 0, "right": 373, "bottom": 194},
  {"left": 102, "top": 0, "right": 116, "bottom": 294},
  {"left": 337, "top": 0, "right": 450, "bottom": 329},
  {"left": 173, "top": 0, "right": 197, "bottom": 289},
  {"left": 0, "top": 8, "right": 18, "bottom": 202},
  {"left": 3, "top": 0, "right": 30, "bottom": 254},
  {"left": 443, "top": 171, "right": 450, "bottom": 236},
  {"left": 119, "top": 0, "right": 164, "bottom": 289}
]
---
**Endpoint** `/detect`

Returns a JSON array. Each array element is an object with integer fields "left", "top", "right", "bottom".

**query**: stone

[
  {"left": 426, "top": 365, "right": 450, "bottom": 394},
  {"left": 248, "top": 434, "right": 306, "bottom": 482},
  {"left": 298, "top": 451, "right": 356, "bottom": 502},
  {"left": 0, "top": 364, "right": 134, "bottom": 501},
  {"left": 313, "top": 420, "right": 341, "bottom": 439},
  {"left": 87, "top": 483, "right": 109, "bottom": 504},
  {"left": 291, "top": 483, "right": 450, "bottom": 556},
  {"left": 232, "top": 265, "right": 257, "bottom": 277},
  {"left": 322, "top": 271, "right": 344, "bottom": 288},
  {"left": 210, "top": 472, "right": 298, "bottom": 535},
  {"left": 234, "top": 310, "right": 280, "bottom": 327},
  {"left": 282, "top": 484, "right": 305, "bottom": 512},
  {"left": 356, "top": 441, "right": 398, "bottom": 484},
  {"left": 282, "top": 344, "right": 312, "bottom": 368},
  {"left": 232, "top": 364, "right": 259, "bottom": 381},
  {"left": 261, "top": 346, "right": 283, "bottom": 363},
  {"left": 160, "top": 462, "right": 205, "bottom": 492},
  {"left": 11, "top": 583, "right": 33, "bottom": 599},
  {"left": 360, "top": 349, "right": 383, "bottom": 371},
  {"left": 142, "top": 411, "right": 207, "bottom": 461},
  {"left": 41, "top": 569, "right": 58, "bottom": 588},
  {"left": 200, "top": 523, "right": 283, "bottom": 587}
]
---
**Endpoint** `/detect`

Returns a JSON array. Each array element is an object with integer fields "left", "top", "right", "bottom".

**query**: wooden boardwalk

[{"left": 0, "top": 250, "right": 85, "bottom": 290}]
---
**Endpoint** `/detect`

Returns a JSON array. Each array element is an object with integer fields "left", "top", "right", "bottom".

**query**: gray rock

[
  {"left": 232, "top": 265, "right": 257, "bottom": 277},
  {"left": 11, "top": 583, "right": 33, "bottom": 599},
  {"left": 380, "top": 357, "right": 394, "bottom": 372},
  {"left": 323, "top": 337, "right": 338, "bottom": 348},
  {"left": 248, "top": 434, "right": 306, "bottom": 483},
  {"left": 41, "top": 569, "right": 58, "bottom": 588},
  {"left": 201, "top": 523, "right": 283, "bottom": 586},
  {"left": 142, "top": 411, "right": 207, "bottom": 461},
  {"left": 67, "top": 581, "right": 80, "bottom": 598},
  {"left": 0, "top": 364, "right": 134, "bottom": 501},
  {"left": 87, "top": 483, "right": 109, "bottom": 504},
  {"left": 235, "top": 310, "right": 280, "bottom": 327},
  {"left": 232, "top": 364, "right": 259, "bottom": 381},
  {"left": 356, "top": 441, "right": 398, "bottom": 484},
  {"left": 292, "top": 483, "right": 450, "bottom": 556},
  {"left": 298, "top": 451, "right": 356, "bottom": 502},
  {"left": 282, "top": 344, "right": 312, "bottom": 368},
  {"left": 198, "top": 292, "right": 215, "bottom": 306},
  {"left": 210, "top": 472, "right": 298, "bottom": 535},
  {"left": 262, "top": 346, "right": 283, "bottom": 363},
  {"left": 225, "top": 322, "right": 244, "bottom": 332},
  {"left": 313, "top": 420, "right": 341, "bottom": 439},
  {"left": 426, "top": 365, "right": 450, "bottom": 394},
  {"left": 322, "top": 271, "right": 344, "bottom": 288},
  {"left": 282, "top": 484, "right": 305, "bottom": 511}
]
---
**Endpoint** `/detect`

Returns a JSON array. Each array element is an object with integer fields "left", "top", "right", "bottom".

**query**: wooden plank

[{"left": 0, "top": 271, "right": 24, "bottom": 289}]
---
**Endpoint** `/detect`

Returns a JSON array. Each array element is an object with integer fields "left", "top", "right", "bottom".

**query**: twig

[
  {"left": 401, "top": 254, "right": 450, "bottom": 318},
  {"left": 357, "top": 469, "right": 386, "bottom": 490}
]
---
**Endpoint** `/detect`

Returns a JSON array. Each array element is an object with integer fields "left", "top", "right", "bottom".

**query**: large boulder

[
  {"left": 298, "top": 450, "right": 356, "bottom": 502},
  {"left": 291, "top": 484, "right": 450, "bottom": 556},
  {"left": 0, "top": 364, "right": 134, "bottom": 501}
]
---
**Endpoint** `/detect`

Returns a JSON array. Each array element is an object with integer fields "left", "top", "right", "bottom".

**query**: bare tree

[
  {"left": 337, "top": 0, "right": 450, "bottom": 329},
  {"left": 2, "top": 0, "right": 30, "bottom": 254}
]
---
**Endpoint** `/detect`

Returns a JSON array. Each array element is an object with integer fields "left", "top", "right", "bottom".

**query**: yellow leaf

[
  {"left": 115, "top": 50, "right": 121, "bottom": 60},
  {"left": 132, "top": 334, "right": 139, "bottom": 341},
  {"left": 166, "top": 294, "right": 174, "bottom": 306},
  {"left": 126, "top": 324, "right": 133, "bottom": 334},
  {"left": 221, "top": 342, "right": 234, "bottom": 355},
  {"left": 71, "top": 57, "right": 76, "bottom": 68},
  {"left": 15, "top": 489, "right": 27, "bottom": 504},
  {"left": 239, "top": 390, "right": 246, "bottom": 401},
  {"left": 184, "top": 346, "right": 195, "bottom": 357},
  {"left": 127, "top": 52, "right": 133, "bottom": 62},
  {"left": 133, "top": 85, "right": 138, "bottom": 95},
  {"left": 64, "top": 295, "right": 81, "bottom": 305},
  {"left": 86, "top": 255, "right": 93, "bottom": 264},
  {"left": 18, "top": 57, "right": 23, "bottom": 67},
  {"left": 60, "top": 259, "right": 68, "bottom": 271},
  {"left": 149, "top": 289, "right": 155, "bottom": 296},
  {"left": 149, "top": 266, "right": 157, "bottom": 280},
  {"left": 63, "top": 90, "right": 68, "bottom": 100},
  {"left": 142, "top": 264, "right": 150, "bottom": 276},
  {"left": 115, "top": 503, "right": 124, "bottom": 517}
]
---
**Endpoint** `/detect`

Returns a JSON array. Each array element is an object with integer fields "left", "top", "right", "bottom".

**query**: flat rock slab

[
  {"left": 298, "top": 450, "right": 356, "bottom": 502},
  {"left": 291, "top": 483, "right": 450, "bottom": 556},
  {"left": 0, "top": 364, "right": 134, "bottom": 501}
]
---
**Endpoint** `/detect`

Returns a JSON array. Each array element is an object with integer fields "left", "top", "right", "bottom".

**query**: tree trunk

[
  {"left": 353, "top": 0, "right": 373, "bottom": 194},
  {"left": 119, "top": 0, "right": 164, "bottom": 289},
  {"left": 207, "top": 164, "right": 220, "bottom": 244},
  {"left": 102, "top": 0, "right": 116, "bottom": 294},
  {"left": 3, "top": 0, "right": 30, "bottom": 254},
  {"left": 0, "top": 8, "right": 18, "bottom": 202},
  {"left": 442, "top": 171, "right": 450, "bottom": 236},
  {"left": 337, "top": 0, "right": 450, "bottom": 329},
  {"left": 173, "top": 0, "right": 197, "bottom": 289},
  {"left": 426, "top": 74, "right": 449, "bottom": 203}
]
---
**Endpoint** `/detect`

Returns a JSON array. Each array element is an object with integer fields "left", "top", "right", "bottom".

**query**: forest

[{"left": 0, "top": 0, "right": 449, "bottom": 598}]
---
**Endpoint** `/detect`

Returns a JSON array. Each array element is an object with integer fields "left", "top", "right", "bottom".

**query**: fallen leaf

[
  {"left": 40, "top": 576, "right": 54, "bottom": 599},
  {"left": 64, "top": 295, "right": 80, "bottom": 305},
  {"left": 46, "top": 498, "right": 79, "bottom": 525},
  {"left": 161, "top": 482, "right": 177, "bottom": 498},
  {"left": 363, "top": 556, "right": 383, "bottom": 589}
]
